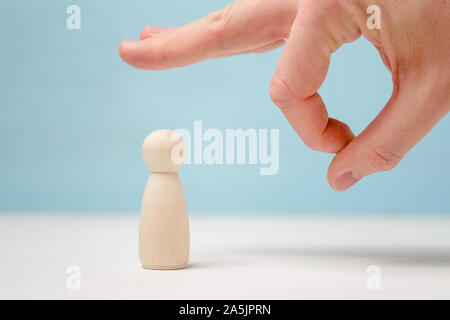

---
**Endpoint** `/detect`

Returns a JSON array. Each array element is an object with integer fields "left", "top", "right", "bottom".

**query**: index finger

[{"left": 119, "top": 0, "right": 298, "bottom": 69}]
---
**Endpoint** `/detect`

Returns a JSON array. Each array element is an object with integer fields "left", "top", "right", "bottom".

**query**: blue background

[{"left": 0, "top": 0, "right": 449, "bottom": 214}]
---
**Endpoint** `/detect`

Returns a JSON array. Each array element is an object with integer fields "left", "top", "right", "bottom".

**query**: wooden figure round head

[{"left": 142, "top": 129, "right": 185, "bottom": 173}]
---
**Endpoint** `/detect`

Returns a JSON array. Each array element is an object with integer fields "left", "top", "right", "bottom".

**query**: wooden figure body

[{"left": 139, "top": 130, "right": 189, "bottom": 270}]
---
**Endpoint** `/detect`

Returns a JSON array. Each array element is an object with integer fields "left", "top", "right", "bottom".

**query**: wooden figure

[{"left": 139, "top": 129, "right": 189, "bottom": 270}]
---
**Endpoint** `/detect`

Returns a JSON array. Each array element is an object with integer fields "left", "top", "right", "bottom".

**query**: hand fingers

[
  {"left": 140, "top": 26, "right": 175, "bottom": 40},
  {"left": 328, "top": 80, "right": 450, "bottom": 191},
  {"left": 119, "top": 0, "right": 298, "bottom": 69},
  {"left": 140, "top": 26, "right": 285, "bottom": 58},
  {"left": 215, "top": 39, "right": 286, "bottom": 58},
  {"left": 244, "top": 39, "right": 286, "bottom": 54},
  {"left": 269, "top": 0, "right": 360, "bottom": 153}
]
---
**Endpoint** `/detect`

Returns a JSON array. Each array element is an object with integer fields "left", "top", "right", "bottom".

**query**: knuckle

[
  {"left": 206, "top": 4, "right": 234, "bottom": 49},
  {"left": 318, "top": 0, "right": 356, "bottom": 14},
  {"left": 303, "top": 0, "right": 360, "bottom": 45},
  {"left": 366, "top": 145, "right": 402, "bottom": 172},
  {"left": 303, "top": 0, "right": 338, "bottom": 15},
  {"left": 269, "top": 75, "right": 292, "bottom": 108}
]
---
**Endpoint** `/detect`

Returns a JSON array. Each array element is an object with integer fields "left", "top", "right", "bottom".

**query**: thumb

[{"left": 328, "top": 81, "right": 449, "bottom": 191}]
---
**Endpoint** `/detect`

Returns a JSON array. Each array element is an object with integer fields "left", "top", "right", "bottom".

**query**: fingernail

[{"left": 334, "top": 171, "right": 363, "bottom": 191}]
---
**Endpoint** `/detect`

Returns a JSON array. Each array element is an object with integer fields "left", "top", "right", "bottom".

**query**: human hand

[{"left": 119, "top": 0, "right": 449, "bottom": 191}]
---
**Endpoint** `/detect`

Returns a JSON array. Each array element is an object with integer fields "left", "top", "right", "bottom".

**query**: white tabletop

[{"left": 0, "top": 214, "right": 449, "bottom": 299}]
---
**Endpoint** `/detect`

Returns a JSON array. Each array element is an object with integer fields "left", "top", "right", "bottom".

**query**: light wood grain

[{"left": 139, "top": 130, "right": 189, "bottom": 270}]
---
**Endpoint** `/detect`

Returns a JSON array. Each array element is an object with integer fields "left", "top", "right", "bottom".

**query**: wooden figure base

[{"left": 142, "top": 264, "right": 187, "bottom": 270}]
